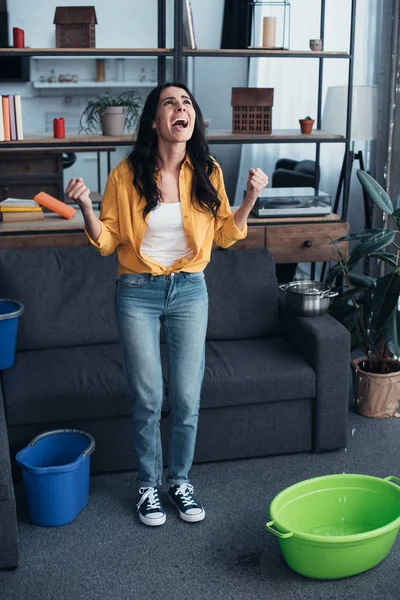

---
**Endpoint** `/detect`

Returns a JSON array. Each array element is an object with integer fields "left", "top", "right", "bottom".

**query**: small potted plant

[
  {"left": 79, "top": 90, "right": 143, "bottom": 136},
  {"left": 299, "top": 115, "right": 315, "bottom": 134}
]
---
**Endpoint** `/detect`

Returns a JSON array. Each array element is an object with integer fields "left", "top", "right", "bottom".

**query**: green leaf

[
  {"left": 393, "top": 195, "right": 400, "bottom": 211},
  {"left": 332, "top": 229, "right": 387, "bottom": 243},
  {"left": 382, "top": 310, "right": 399, "bottom": 357},
  {"left": 357, "top": 170, "right": 394, "bottom": 215},
  {"left": 347, "top": 273, "right": 377, "bottom": 288},
  {"left": 349, "top": 230, "right": 396, "bottom": 265},
  {"left": 369, "top": 252, "right": 399, "bottom": 268},
  {"left": 370, "top": 272, "right": 400, "bottom": 330},
  {"left": 326, "top": 264, "right": 347, "bottom": 285}
]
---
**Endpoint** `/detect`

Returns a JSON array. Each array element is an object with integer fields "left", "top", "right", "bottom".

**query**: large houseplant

[
  {"left": 327, "top": 169, "right": 400, "bottom": 417},
  {"left": 79, "top": 90, "right": 143, "bottom": 136}
]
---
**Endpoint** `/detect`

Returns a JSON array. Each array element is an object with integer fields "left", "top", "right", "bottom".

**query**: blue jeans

[{"left": 115, "top": 271, "right": 208, "bottom": 488}]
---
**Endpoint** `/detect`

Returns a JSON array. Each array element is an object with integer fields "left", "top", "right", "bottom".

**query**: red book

[
  {"left": 8, "top": 95, "right": 17, "bottom": 141},
  {"left": 2, "top": 96, "right": 10, "bottom": 141}
]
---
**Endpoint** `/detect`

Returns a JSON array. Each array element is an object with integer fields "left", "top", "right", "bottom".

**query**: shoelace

[
  {"left": 173, "top": 483, "right": 197, "bottom": 507},
  {"left": 136, "top": 487, "right": 162, "bottom": 511}
]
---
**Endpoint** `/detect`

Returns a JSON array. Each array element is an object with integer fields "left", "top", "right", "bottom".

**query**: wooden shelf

[
  {"left": 0, "top": 48, "right": 173, "bottom": 57},
  {"left": 183, "top": 49, "right": 350, "bottom": 59},
  {"left": 0, "top": 130, "right": 345, "bottom": 150},
  {"left": 206, "top": 129, "right": 345, "bottom": 144},
  {"left": 32, "top": 81, "right": 155, "bottom": 88}
]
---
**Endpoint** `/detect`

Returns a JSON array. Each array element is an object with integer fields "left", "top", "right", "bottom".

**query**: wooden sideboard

[{"left": 0, "top": 210, "right": 349, "bottom": 262}]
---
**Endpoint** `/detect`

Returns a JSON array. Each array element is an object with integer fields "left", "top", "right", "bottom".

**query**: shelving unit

[{"left": 0, "top": 0, "right": 356, "bottom": 232}]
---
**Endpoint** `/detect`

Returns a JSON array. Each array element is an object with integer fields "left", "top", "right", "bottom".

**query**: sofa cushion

[
  {"left": 2, "top": 344, "right": 131, "bottom": 426},
  {"left": 0, "top": 247, "right": 119, "bottom": 351},
  {"left": 200, "top": 337, "right": 315, "bottom": 408},
  {"left": 205, "top": 249, "right": 280, "bottom": 340}
]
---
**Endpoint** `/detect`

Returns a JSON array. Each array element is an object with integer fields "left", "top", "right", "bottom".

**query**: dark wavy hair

[{"left": 127, "top": 82, "right": 220, "bottom": 219}]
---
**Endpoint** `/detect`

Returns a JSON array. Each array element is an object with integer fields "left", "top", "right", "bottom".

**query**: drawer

[
  {"left": 212, "top": 226, "right": 265, "bottom": 251},
  {"left": 0, "top": 153, "right": 62, "bottom": 175},
  {"left": 266, "top": 222, "right": 349, "bottom": 263}
]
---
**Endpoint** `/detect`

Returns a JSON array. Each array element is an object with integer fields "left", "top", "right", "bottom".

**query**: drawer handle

[{"left": 303, "top": 240, "right": 313, "bottom": 248}]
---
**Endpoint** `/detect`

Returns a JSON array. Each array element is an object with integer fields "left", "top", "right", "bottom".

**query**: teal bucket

[{"left": 0, "top": 299, "right": 24, "bottom": 370}]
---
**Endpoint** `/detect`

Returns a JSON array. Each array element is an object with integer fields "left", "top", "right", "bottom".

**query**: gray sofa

[{"left": 0, "top": 246, "right": 350, "bottom": 569}]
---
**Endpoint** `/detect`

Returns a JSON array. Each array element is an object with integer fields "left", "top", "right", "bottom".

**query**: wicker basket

[{"left": 231, "top": 88, "right": 274, "bottom": 134}]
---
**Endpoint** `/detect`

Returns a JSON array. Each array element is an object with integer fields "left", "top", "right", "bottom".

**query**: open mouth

[{"left": 171, "top": 117, "right": 189, "bottom": 130}]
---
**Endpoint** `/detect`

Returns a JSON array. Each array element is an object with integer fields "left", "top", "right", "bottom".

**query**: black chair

[{"left": 272, "top": 158, "right": 319, "bottom": 188}]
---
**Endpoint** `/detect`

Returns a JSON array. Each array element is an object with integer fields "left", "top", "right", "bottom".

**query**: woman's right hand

[{"left": 65, "top": 177, "right": 93, "bottom": 213}]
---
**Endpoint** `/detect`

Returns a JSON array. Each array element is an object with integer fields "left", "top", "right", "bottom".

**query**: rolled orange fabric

[{"left": 34, "top": 192, "right": 76, "bottom": 219}]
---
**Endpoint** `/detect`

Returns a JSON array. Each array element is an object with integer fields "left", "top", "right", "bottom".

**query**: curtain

[
  {"left": 233, "top": 0, "right": 382, "bottom": 277},
  {"left": 221, "top": 0, "right": 251, "bottom": 49}
]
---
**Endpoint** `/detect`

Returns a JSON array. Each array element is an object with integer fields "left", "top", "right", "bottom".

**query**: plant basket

[{"left": 352, "top": 356, "right": 400, "bottom": 418}]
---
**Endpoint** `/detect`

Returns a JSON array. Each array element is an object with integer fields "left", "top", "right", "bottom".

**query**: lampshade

[{"left": 322, "top": 85, "right": 378, "bottom": 141}]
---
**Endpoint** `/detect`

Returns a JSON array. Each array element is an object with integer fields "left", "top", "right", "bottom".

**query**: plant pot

[
  {"left": 299, "top": 119, "right": 314, "bottom": 134},
  {"left": 100, "top": 106, "right": 128, "bottom": 136},
  {"left": 352, "top": 356, "right": 400, "bottom": 418}
]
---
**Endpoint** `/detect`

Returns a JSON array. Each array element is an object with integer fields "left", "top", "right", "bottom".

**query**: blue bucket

[
  {"left": 16, "top": 429, "right": 95, "bottom": 527},
  {"left": 0, "top": 299, "right": 24, "bottom": 370}
]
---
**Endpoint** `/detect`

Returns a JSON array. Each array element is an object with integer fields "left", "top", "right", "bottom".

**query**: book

[
  {"left": 0, "top": 98, "right": 4, "bottom": 142},
  {"left": 0, "top": 198, "right": 42, "bottom": 212},
  {"left": 2, "top": 95, "right": 10, "bottom": 141},
  {"left": 8, "top": 95, "right": 17, "bottom": 141},
  {"left": 14, "top": 95, "right": 23, "bottom": 140},
  {"left": 0, "top": 211, "right": 44, "bottom": 222},
  {"left": 182, "top": 0, "right": 196, "bottom": 49},
  {"left": 34, "top": 191, "right": 77, "bottom": 220}
]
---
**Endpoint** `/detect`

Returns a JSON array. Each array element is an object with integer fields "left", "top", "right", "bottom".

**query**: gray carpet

[{"left": 2, "top": 410, "right": 400, "bottom": 600}]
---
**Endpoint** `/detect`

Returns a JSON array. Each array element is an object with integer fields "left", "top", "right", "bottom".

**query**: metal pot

[{"left": 279, "top": 280, "right": 338, "bottom": 317}]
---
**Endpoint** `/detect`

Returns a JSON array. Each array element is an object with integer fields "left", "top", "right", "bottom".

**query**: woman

[{"left": 65, "top": 82, "right": 268, "bottom": 527}]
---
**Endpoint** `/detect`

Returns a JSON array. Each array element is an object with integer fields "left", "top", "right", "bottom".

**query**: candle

[
  {"left": 262, "top": 17, "right": 276, "bottom": 48},
  {"left": 13, "top": 27, "right": 25, "bottom": 48},
  {"left": 53, "top": 118, "right": 65, "bottom": 139}
]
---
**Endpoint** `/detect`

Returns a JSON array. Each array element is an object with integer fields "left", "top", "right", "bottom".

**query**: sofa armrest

[
  {"left": 279, "top": 300, "right": 351, "bottom": 452},
  {"left": 0, "top": 380, "right": 19, "bottom": 569}
]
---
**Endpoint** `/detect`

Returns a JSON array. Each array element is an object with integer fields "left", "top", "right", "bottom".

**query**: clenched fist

[
  {"left": 246, "top": 168, "right": 269, "bottom": 203},
  {"left": 65, "top": 177, "right": 92, "bottom": 213}
]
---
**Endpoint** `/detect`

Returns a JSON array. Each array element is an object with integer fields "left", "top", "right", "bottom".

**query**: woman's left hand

[{"left": 246, "top": 168, "right": 269, "bottom": 203}]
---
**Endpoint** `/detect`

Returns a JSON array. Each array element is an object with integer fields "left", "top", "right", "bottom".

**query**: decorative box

[
  {"left": 231, "top": 88, "right": 274, "bottom": 134},
  {"left": 53, "top": 6, "right": 97, "bottom": 48}
]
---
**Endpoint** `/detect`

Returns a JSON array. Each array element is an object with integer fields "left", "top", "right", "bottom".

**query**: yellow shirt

[{"left": 86, "top": 156, "right": 247, "bottom": 276}]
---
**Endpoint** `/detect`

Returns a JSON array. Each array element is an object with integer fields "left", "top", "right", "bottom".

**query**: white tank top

[{"left": 140, "top": 202, "right": 194, "bottom": 267}]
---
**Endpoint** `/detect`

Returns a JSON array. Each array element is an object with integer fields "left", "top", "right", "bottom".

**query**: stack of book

[
  {"left": 0, "top": 198, "right": 44, "bottom": 222},
  {"left": 0, "top": 95, "right": 24, "bottom": 142}
]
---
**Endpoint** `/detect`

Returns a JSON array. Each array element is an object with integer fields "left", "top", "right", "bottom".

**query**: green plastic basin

[{"left": 266, "top": 474, "right": 400, "bottom": 579}]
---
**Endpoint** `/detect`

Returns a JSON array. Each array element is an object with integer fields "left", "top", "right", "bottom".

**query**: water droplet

[{"left": 352, "top": 427, "right": 356, "bottom": 436}]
